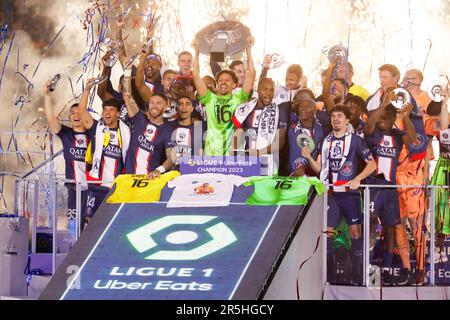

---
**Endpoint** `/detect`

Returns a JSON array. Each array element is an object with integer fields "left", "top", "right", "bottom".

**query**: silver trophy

[
  {"left": 428, "top": 78, "right": 448, "bottom": 103},
  {"left": 195, "top": 21, "right": 252, "bottom": 62},
  {"left": 327, "top": 44, "right": 348, "bottom": 64},
  {"left": 103, "top": 38, "right": 122, "bottom": 67},
  {"left": 269, "top": 53, "right": 284, "bottom": 69},
  {"left": 296, "top": 133, "right": 315, "bottom": 152},
  {"left": 392, "top": 88, "right": 412, "bottom": 110},
  {"left": 91, "top": 75, "right": 108, "bottom": 86}
]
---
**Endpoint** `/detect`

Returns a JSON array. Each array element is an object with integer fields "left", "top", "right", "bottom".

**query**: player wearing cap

[
  {"left": 192, "top": 34, "right": 256, "bottom": 156},
  {"left": 364, "top": 90, "right": 417, "bottom": 285}
]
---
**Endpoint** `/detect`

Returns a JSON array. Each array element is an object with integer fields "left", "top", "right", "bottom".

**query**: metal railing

[{"left": 321, "top": 183, "right": 450, "bottom": 290}]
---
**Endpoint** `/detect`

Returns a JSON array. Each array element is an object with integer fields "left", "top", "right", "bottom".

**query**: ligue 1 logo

[
  {"left": 126, "top": 216, "right": 237, "bottom": 260},
  {"left": 443, "top": 133, "right": 449, "bottom": 140}
]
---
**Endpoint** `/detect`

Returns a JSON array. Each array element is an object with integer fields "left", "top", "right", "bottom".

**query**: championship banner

[{"left": 179, "top": 156, "right": 261, "bottom": 177}]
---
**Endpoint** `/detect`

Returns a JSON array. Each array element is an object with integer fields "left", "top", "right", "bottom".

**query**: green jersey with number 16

[
  {"left": 244, "top": 176, "right": 325, "bottom": 206},
  {"left": 200, "top": 89, "right": 249, "bottom": 156}
]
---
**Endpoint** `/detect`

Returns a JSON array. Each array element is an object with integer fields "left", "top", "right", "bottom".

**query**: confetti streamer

[{"left": 0, "top": 32, "right": 15, "bottom": 93}]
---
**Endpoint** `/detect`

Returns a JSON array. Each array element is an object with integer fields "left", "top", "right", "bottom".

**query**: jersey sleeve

[
  {"left": 278, "top": 104, "right": 289, "bottom": 129},
  {"left": 393, "top": 128, "right": 406, "bottom": 149},
  {"left": 364, "top": 127, "right": 382, "bottom": 148},
  {"left": 163, "top": 170, "right": 181, "bottom": 183},
  {"left": 233, "top": 89, "right": 250, "bottom": 105},
  {"left": 56, "top": 125, "right": 70, "bottom": 139},
  {"left": 87, "top": 120, "right": 99, "bottom": 140},
  {"left": 305, "top": 177, "right": 325, "bottom": 195},
  {"left": 355, "top": 136, "right": 374, "bottom": 163},
  {"left": 243, "top": 176, "right": 256, "bottom": 187},
  {"left": 167, "top": 174, "right": 185, "bottom": 189},
  {"left": 164, "top": 125, "right": 176, "bottom": 149},
  {"left": 199, "top": 90, "right": 213, "bottom": 106},
  {"left": 231, "top": 175, "right": 249, "bottom": 187}
]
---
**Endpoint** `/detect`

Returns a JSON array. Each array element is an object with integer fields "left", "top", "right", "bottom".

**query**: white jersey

[{"left": 167, "top": 174, "right": 247, "bottom": 208}]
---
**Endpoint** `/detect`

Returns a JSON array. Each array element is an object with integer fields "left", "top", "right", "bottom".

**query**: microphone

[{"left": 48, "top": 74, "right": 61, "bottom": 92}]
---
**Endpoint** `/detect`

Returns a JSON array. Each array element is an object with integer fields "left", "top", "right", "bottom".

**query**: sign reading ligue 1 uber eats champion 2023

[{"left": 61, "top": 203, "right": 282, "bottom": 300}]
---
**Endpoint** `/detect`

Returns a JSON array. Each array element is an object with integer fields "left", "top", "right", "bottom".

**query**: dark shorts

[
  {"left": 67, "top": 185, "right": 88, "bottom": 232},
  {"left": 86, "top": 187, "right": 110, "bottom": 218},
  {"left": 328, "top": 193, "right": 362, "bottom": 228},
  {"left": 66, "top": 185, "right": 87, "bottom": 219},
  {"left": 370, "top": 188, "right": 401, "bottom": 227}
]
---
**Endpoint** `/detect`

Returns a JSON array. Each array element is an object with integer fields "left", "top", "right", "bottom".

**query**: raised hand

[{"left": 263, "top": 54, "right": 272, "bottom": 69}]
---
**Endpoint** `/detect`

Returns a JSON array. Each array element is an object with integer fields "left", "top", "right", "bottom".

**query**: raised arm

[
  {"left": 301, "top": 147, "right": 321, "bottom": 176},
  {"left": 364, "top": 90, "right": 395, "bottom": 136},
  {"left": 122, "top": 73, "right": 139, "bottom": 118},
  {"left": 258, "top": 55, "right": 271, "bottom": 85},
  {"left": 242, "top": 36, "right": 256, "bottom": 96},
  {"left": 399, "top": 103, "right": 417, "bottom": 145},
  {"left": 43, "top": 80, "right": 62, "bottom": 134},
  {"left": 116, "top": 15, "right": 128, "bottom": 69},
  {"left": 191, "top": 38, "right": 208, "bottom": 97},
  {"left": 322, "top": 62, "right": 337, "bottom": 112},
  {"left": 135, "top": 47, "right": 154, "bottom": 104},
  {"left": 78, "top": 78, "right": 96, "bottom": 130},
  {"left": 97, "top": 51, "right": 115, "bottom": 101}
]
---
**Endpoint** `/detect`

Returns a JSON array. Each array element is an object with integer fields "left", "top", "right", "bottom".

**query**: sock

[{"left": 351, "top": 238, "right": 363, "bottom": 263}]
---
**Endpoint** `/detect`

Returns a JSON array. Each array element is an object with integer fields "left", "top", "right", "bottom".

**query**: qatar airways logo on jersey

[
  {"left": 330, "top": 160, "right": 344, "bottom": 171},
  {"left": 374, "top": 144, "right": 397, "bottom": 158},
  {"left": 104, "top": 145, "right": 122, "bottom": 158},
  {"left": 137, "top": 135, "right": 156, "bottom": 153},
  {"left": 69, "top": 148, "right": 87, "bottom": 161}
]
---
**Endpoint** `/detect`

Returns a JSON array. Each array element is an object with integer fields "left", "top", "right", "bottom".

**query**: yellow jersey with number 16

[{"left": 106, "top": 171, "right": 180, "bottom": 203}]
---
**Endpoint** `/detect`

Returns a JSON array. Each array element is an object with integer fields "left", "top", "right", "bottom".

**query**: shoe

[
  {"left": 407, "top": 270, "right": 427, "bottom": 286},
  {"left": 396, "top": 268, "right": 411, "bottom": 286},
  {"left": 382, "top": 269, "right": 394, "bottom": 286}
]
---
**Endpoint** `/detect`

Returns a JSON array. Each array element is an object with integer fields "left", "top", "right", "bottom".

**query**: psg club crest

[
  {"left": 144, "top": 125, "right": 157, "bottom": 141},
  {"left": 411, "top": 133, "right": 425, "bottom": 150},
  {"left": 340, "top": 161, "right": 354, "bottom": 177},
  {"left": 293, "top": 158, "right": 308, "bottom": 170}
]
